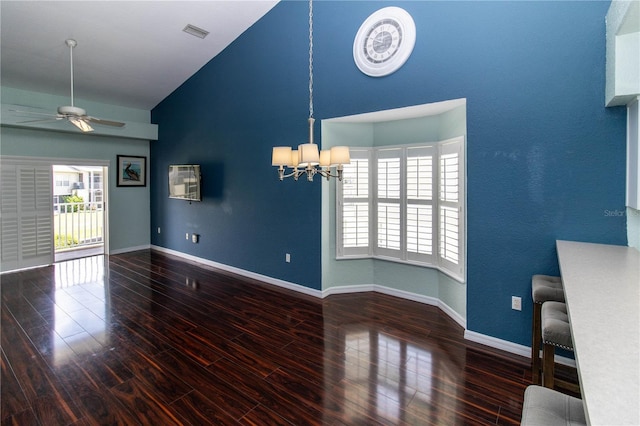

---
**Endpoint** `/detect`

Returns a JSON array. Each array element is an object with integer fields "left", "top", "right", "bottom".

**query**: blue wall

[{"left": 151, "top": 1, "right": 627, "bottom": 345}]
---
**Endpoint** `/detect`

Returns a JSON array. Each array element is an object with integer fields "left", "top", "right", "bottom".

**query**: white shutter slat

[
  {"left": 1, "top": 165, "right": 18, "bottom": 214},
  {"left": 1, "top": 217, "right": 19, "bottom": 263},
  {"left": 378, "top": 158, "right": 400, "bottom": 199},
  {"left": 439, "top": 205, "right": 459, "bottom": 263},
  {"left": 1, "top": 165, "right": 19, "bottom": 269},
  {"left": 440, "top": 153, "right": 459, "bottom": 203},
  {"left": 377, "top": 203, "right": 400, "bottom": 250},
  {"left": 407, "top": 204, "right": 432, "bottom": 255},
  {"left": 35, "top": 168, "right": 52, "bottom": 210},
  {"left": 407, "top": 155, "right": 433, "bottom": 201},
  {"left": 343, "top": 158, "right": 369, "bottom": 198},
  {"left": 19, "top": 166, "right": 53, "bottom": 264},
  {"left": 338, "top": 151, "right": 371, "bottom": 256},
  {"left": 407, "top": 148, "right": 434, "bottom": 260},
  {"left": 376, "top": 152, "right": 401, "bottom": 253},
  {"left": 343, "top": 203, "right": 369, "bottom": 248}
]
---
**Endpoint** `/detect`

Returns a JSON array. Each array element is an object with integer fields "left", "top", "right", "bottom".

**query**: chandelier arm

[
  {"left": 280, "top": 168, "right": 306, "bottom": 180},
  {"left": 278, "top": 164, "right": 344, "bottom": 182},
  {"left": 306, "top": 166, "right": 316, "bottom": 182},
  {"left": 317, "top": 168, "right": 345, "bottom": 181}
]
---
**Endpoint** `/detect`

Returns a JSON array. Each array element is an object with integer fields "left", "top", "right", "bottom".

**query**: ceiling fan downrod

[
  {"left": 59, "top": 39, "right": 86, "bottom": 117},
  {"left": 66, "top": 39, "right": 76, "bottom": 108}
]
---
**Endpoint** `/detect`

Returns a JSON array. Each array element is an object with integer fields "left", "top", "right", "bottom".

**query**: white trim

[
  {"left": 366, "top": 284, "right": 467, "bottom": 328},
  {"left": 110, "top": 244, "right": 151, "bottom": 255},
  {"left": 149, "top": 247, "right": 467, "bottom": 327},
  {"left": 0, "top": 155, "right": 110, "bottom": 167},
  {"left": 0, "top": 263, "right": 53, "bottom": 275},
  {"left": 145, "top": 247, "right": 580, "bottom": 363},
  {"left": 150, "top": 245, "right": 323, "bottom": 298},
  {"left": 464, "top": 330, "right": 576, "bottom": 367},
  {"left": 149, "top": 247, "right": 471, "bottom": 328},
  {"left": 438, "top": 299, "right": 466, "bottom": 329},
  {"left": 322, "top": 283, "right": 377, "bottom": 296}
]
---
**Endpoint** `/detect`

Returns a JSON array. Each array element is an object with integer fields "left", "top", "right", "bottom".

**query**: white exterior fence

[{"left": 53, "top": 200, "right": 104, "bottom": 250}]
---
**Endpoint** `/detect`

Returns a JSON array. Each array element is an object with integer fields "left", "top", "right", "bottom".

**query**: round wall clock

[{"left": 353, "top": 7, "right": 416, "bottom": 77}]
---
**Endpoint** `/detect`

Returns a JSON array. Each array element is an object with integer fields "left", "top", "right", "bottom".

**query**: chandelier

[{"left": 271, "top": 0, "right": 350, "bottom": 181}]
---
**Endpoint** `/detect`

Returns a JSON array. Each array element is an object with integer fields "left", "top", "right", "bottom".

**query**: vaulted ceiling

[{"left": 0, "top": 1, "right": 279, "bottom": 111}]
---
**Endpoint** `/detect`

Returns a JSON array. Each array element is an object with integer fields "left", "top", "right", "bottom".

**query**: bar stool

[
  {"left": 531, "top": 275, "right": 564, "bottom": 384},
  {"left": 541, "top": 301, "right": 577, "bottom": 391},
  {"left": 520, "top": 385, "right": 586, "bottom": 426}
]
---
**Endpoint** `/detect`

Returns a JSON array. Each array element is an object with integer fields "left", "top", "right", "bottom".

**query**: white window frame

[{"left": 336, "top": 137, "right": 465, "bottom": 282}]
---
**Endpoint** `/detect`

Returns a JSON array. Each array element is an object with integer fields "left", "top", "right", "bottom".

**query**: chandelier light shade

[
  {"left": 328, "top": 146, "right": 350, "bottom": 166},
  {"left": 271, "top": 0, "right": 350, "bottom": 182},
  {"left": 271, "top": 146, "right": 292, "bottom": 166}
]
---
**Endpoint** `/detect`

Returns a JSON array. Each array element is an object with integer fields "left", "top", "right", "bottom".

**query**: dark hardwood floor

[{"left": 2, "top": 250, "right": 544, "bottom": 425}]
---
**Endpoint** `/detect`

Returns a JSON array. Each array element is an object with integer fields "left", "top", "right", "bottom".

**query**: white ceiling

[{"left": 0, "top": 1, "right": 279, "bottom": 111}]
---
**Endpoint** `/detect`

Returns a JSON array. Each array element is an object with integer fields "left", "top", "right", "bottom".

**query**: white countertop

[{"left": 556, "top": 240, "right": 640, "bottom": 425}]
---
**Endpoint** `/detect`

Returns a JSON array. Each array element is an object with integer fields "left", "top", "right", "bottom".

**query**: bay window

[{"left": 336, "top": 137, "right": 465, "bottom": 281}]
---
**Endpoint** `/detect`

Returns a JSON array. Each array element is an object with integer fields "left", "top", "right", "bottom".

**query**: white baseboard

[
  {"left": 151, "top": 247, "right": 467, "bottom": 327},
  {"left": 465, "top": 330, "right": 531, "bottom": 357},
  {"left": 110, "top": 244, "right": 150, "bottom": 255},
  {"left": 438, "top": 300, "right": 467, "bottom": 329},
  {"left": 150, "top": 245, "right": 322, "bottom": 298},
  {"left": 322, "top": 284, "right": 377, "bottom": 297},
  {"left": 147, "top": 246, "right": 570, "bottom": 362},
  {"left": 464, "top": 330, "right": 576, "bottom": 367}
]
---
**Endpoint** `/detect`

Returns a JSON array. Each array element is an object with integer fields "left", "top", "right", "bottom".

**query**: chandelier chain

[{"left": 308, "top": 0, "right": 313, "bottom": 119}]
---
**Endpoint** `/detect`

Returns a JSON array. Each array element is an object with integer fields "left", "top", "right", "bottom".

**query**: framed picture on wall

[{"left": 117, "top": 155, "right": 146, "bottom": 187}]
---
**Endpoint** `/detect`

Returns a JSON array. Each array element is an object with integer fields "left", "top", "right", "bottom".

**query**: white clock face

[
  {"left": 364, "top": 19, "right": 402, "bottom": 64},
  {"left": 353, "top": 7, "right": 416, "bottom": 77}
]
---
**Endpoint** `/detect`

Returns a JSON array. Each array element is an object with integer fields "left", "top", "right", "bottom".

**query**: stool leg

[
  {"left": 531, "top": 302, "right": 541, "bottom": 384},
  {"left": 542, "top": 342, "right": 555, "bottom": 389}
]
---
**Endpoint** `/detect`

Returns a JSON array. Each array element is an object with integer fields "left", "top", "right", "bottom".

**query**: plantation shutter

[
  {"left": 1, "top": 164, "right": 19, "bottom": 270},
  {"left": 406, "top": 146, "right": 434, "bottom": 263},
  {"left": 337, "top": 149, "right": 371, "bottom": 257},
  {"left": 376, "top": 149, "right": 401, "bottom": 256},
  {"left": 335, "top": 138, "right": 465, "bottom": 282},
  {"left": 438, "top": 139, "right": 464, "bottom": 278},
  {"left": 0, "top": 162, "right": 53, "bottom": 272}
]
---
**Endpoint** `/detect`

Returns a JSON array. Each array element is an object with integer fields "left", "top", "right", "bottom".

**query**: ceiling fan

[{"left": 13, "top": 39, "right": 125, "bottom": 132}]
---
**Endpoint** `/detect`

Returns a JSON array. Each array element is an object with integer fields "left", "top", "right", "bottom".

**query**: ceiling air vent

[{"left": 183, "top": 24, "right": 209, "bottom": 39}]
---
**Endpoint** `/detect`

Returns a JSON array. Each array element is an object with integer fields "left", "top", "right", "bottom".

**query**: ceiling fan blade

[
  {"left": 17, "top": 117, "right": 63, "bottom": 124},
  {"left": 10, "top": 109, "right": 61, "bottom": 118},
  {"left": 68, "top": 117, "right": 94, "bottom": 132},
  {"left": 86, "top": 116, "right": 125, "bottom": 127}
]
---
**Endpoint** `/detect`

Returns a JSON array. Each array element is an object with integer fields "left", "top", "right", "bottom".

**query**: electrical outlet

[
  {"left": 186, "top": 233, "right": 189, "bottom": 240},
  {"left": 511, "top": 296, "right": 522, "bottom": 311},
  {"left": 285, "top": 253, "right": 291, "bottom": 263},
  {"left": 192, "top": 234, "right": 199, "bottom": 243},
  {"left": 157, "top": 227, "right": 161, "bottom": 234}
]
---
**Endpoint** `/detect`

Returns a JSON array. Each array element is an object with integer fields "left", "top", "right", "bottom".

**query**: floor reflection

[
  {"left": 328, "top": 324, "right": 461, "bottom": 424},
  {"left": 52, "top": 255, "right": 110, "bottom": 365},
  {"left": 2, "top": 251, "right": 530, "bottom": 424}
]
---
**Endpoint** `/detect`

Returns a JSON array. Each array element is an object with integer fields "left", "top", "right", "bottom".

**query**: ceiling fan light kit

[{"left": 57, "top": 105, "right": 87, "bottom": 116}]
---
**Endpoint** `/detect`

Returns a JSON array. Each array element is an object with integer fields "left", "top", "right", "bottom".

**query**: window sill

[{"left": 336, "top": 254, "right": 465, "bottom": 284}]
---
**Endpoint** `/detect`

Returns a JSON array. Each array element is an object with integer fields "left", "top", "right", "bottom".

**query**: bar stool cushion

[
  {"left": 532, "top": 275, "right": 564, "bottom": 304},
  {"left": 520, "top": 385, "right": 586, "bottom": 426},
  {"left": 542, "top": 301, "right": 573, "bottom": 350}
]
